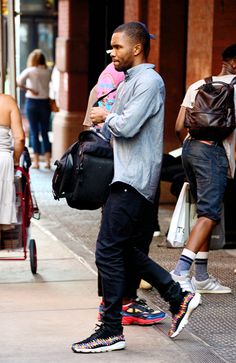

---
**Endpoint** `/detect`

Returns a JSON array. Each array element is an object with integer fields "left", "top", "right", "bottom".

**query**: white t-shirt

[
  {"left": 17, "top": 66, "right": 51, "bottom": 99},
  {"left": 182, "top": 75, "right": 236, "bottom": 178}
]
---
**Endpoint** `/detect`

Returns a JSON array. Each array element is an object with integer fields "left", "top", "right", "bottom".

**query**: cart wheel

[{"left": 29, "top": 239, "right": 37, "bottom": 274}]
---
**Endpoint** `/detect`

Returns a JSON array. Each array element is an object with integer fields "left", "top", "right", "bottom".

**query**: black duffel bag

[{"left": 52, "top": 129, "right": 114, "bottom": 210}]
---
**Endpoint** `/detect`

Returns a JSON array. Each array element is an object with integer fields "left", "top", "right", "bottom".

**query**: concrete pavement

[
  {"left": 0, "top": 218, "right": 200, "bottom": 363},
  {"left": 0, "top": 165, "right": 234, "bottom": 362}
]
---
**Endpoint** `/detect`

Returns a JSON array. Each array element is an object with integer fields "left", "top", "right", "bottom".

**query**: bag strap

[
  {"left": 205, "top": 75, "right": 236, "bottom": 86},
  {"left": 93, "top": 88, "right": 117, "bottom": 107},
  {"left": 204, "top": 76, "right": 213, "bottom": 83},
  {"left": 230, "top": 76, "right": 236, "bottom": 86}
]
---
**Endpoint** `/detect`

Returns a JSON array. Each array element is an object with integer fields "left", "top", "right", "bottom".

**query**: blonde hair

[{"left": 27, "top": 49, "right": 47, "bottom": 68}]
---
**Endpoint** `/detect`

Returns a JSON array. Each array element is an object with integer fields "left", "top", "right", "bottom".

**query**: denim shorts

[{"left": 182, "top": 138, "right": 229, "bottom": 221}]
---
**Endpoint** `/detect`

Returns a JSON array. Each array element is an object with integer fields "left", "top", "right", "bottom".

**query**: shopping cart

[{"left": 0, "top": 147, "right": 40, "bottom": 274}]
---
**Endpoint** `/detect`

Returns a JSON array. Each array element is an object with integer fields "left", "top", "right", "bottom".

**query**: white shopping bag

[
  {"left": 167, "top": 182, "right": 225, "bottom": 249},
  {"left": 167, "top": 182, "right": 196, "bottom": 248}
]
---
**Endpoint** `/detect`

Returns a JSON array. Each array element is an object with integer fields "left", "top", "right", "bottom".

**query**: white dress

[{"left": 0, "top": 126, "right": 17, "bottom": 225}]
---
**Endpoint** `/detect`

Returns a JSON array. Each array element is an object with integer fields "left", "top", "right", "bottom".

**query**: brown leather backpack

[{"left": 184, "top": 76, "right": 236, "bottom": 141}]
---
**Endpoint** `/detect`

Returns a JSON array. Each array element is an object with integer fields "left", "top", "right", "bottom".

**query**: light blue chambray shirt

[{"left": 103, "top": 63, "right": 165, "bottom": 202}]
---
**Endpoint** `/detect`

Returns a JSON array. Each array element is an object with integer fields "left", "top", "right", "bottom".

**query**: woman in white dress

[{"left": 0, "top": 94, "right": 25, "bottom": 230}]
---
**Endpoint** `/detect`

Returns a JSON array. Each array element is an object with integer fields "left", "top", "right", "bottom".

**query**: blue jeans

[
  {"left": 25, "top": 98, "right": 51, "bottom": 154},
  {"left": 182, "top": 138, "right": 228, "bottom": 221},
  {"left": 95, "top": 182, "right": 182, "bottom": 332}
]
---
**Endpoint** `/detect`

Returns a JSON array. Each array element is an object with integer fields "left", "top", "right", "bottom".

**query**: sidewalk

[
  {"left": 0, "top": 216, "right": 197, "bottom": 363},
  {"left": 0, "top": 165, "right": 235, "bottom": 362}
]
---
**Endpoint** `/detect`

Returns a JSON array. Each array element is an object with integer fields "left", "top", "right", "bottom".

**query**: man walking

[
  {"left": 171, "top": 44, "right": 236, "bottom": 293},
  {"left": 72, "top": 22, "right": 200, "bottom": 354}
]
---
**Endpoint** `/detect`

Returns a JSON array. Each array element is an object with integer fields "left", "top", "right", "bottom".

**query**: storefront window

[
  {"left": 19, "top": 23, "right": 29, "bottom": 70},
  {"left": 20, "top": 0, "right": 56, "bottom": 13},
  {"left": 37, "top": 23, "right": 54, "bottom": 66}
]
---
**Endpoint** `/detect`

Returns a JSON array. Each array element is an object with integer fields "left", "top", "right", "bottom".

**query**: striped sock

[
  {"left": 174, "top": 248, "right": 196, "bottom": 276},
  {"left": 195, "top": 252, "right": 209, "bottom": 281}
]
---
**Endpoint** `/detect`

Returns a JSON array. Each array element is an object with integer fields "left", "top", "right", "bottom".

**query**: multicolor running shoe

[
  {"left": 169, "top": 292, "right": 201, "bottom": 338},
  {"left": 72, "top": 324, "right": 125, "bottom": 353},
  {"left": 98, "top": 298, "right": 167, "bottom": 326}
]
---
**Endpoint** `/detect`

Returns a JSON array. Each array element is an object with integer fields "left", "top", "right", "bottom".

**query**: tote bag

[{"left": 167, "top": 182, "right": 196, "bottom": 248}]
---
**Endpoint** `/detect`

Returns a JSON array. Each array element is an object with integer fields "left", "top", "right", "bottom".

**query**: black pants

[
  {"left": 95, "top": 182, "right": 182, "bottom": 332},
  {"left": 97, "top": 189, "right": 153, "bottom": 299}
]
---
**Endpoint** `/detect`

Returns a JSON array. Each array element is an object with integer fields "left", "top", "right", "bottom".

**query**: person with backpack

[
  {"left": 71, "top": 21, "right": 201, "bottom": 354},
  {"left": 171, "top": 44, "right": 236, "bottom": 294}
]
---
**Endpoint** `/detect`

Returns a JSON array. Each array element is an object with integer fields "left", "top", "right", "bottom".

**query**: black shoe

[{"left": 71, "top": 324, "right": 126, "bottom": 353}]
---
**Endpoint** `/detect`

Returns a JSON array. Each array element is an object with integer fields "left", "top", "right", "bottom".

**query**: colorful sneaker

[
  {"left": 191, "top": 276, "right": 232, "bottom": 294},
  {"left": 168, "top": 292, "right": 201, "bottom": 339},
  {"left": 98, "top": 298, "right": 167, "bottom": 325},
  {"left": 122, "top": 298, "right": 167, "bottom": 325},
  {"left": 71, "top": 324, "right": 126, "bottom": 353},
  {"left": 170, "top": 270, "right": 194, "bottom": 293}
]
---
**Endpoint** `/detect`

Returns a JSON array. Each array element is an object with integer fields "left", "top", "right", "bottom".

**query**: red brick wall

[
  {"left": 57, "top": 0, "right": 89, "bottom": 112},
  {"left": 186, "top": 0, "right": 214, "bottom": 87},
  {"left": 124, "top": 0, "right": 141, "bottom": 22},
  {"left": 159, "top": 0, "right": 188, "bottom": 152}
]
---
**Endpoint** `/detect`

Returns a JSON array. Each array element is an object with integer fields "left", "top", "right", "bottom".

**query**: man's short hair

[
  {"left": 222, "top": 44, "right": 236, "bottom": 61},
  {"left": 113, "top": 22, "right": 154, "bottom": 58}
]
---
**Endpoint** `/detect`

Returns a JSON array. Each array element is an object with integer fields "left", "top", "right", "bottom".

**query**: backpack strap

[
  {"left": 230, "top": 76, "right": 236, "bottom": 86},
  {"left": 93, "top": 88, "right": 117, "bottom": 107},
  {"left": 204, "top": 76, "right": 213, "bottom": 83},
  {"left": 205, "top": 76, "right": 236, "bottom": 86}
]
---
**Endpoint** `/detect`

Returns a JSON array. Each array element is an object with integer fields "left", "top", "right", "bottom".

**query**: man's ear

[
  {"left": 229, "top": 59, "right": 236, "bottom": 70},
  {"left": 133, "top": 43, "right": 142, "bottom": 56},
  {"left": 232, "top": 59, "right": 236, "bottom": 70}
]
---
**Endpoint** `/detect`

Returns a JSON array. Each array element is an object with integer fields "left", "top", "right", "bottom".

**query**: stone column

[
  {"left": 52, "top": 0, "right": 89, "bottom": 161},
  {"left": 124, "top": 0, "right": 141, "bottom": 22},
  {"left": 186, "top": 0, "right": 214, "bottom": 87},
  {"left": 147, "top": 0, "right": 161, "bottom": 68}
]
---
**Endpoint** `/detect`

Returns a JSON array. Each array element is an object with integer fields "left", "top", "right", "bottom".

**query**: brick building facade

[{"left": 53, "top": 0, "right": 236, "bottom": 162}]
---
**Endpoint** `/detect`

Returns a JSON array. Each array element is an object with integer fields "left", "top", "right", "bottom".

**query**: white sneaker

[
  {"left": 170, "top": 271, "right": 194, "bottom": 293},
  {"left": 191, "top": 276, "right": 232, "bottom": 294}
]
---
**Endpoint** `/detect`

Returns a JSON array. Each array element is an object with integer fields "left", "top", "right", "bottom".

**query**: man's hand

[{"left": 90, "top": 107, "right": 109, "bottom": 125}]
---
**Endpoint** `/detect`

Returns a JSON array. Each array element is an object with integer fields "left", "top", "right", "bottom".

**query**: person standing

[
  {"left": 0, "top": 93, "right": 25, "bottom": 229},
  {"left": 171, "top": 44, "right": 236, "bottom": 294},
  {"left": 17, "top": 49, "right": 51, "bottom": 169},
  {"left": 71, "top": 22, "right": 201, "bottom": 354}
]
